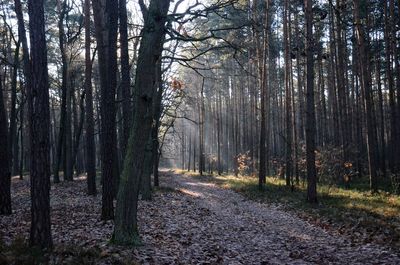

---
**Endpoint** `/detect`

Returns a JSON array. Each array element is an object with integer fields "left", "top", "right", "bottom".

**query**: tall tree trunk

[
  {"left": 335, "top": 0, "right": 349, "bottom": 161},
  {"left": 113, "top": 0, "right": 171, "bottom": 245},
  {"left": 199, "top": 77, "right": 205, "bottom": 176},
  {"left": 353, "top": 0, "right": 378, "bottom": 192},
  {"left": 390, "top": 0, "right": 400, "bottom": 175},
  {"left": 72, "top": 91, "right": 85, "bottom": 174},
  {"left": 19, "top": 89, "right": 25, "bottom": 180},
  {"left": 384, "top": 1, "right": 397, "bottom": 174},
  {"left": 375, "top": 53, "right": 386, "bottom": 178},
  {"left": 119, "top": 0, "right": 131, "bottom": 159},
  {"left": 328, "top": 3, "right": 340, "bottom": 146},
  {"left": 53, "top": 0, "right": 69, "bottom": 183},
  {"left": 284, "top": 0, "right": 292, "bottom": 187},
  {"left": 141, "top": 75, "right": 162, "bottom": 200},
  {"left": 9, "top": 41, "right": 21, "bottom": 177},
  {"left": 92, "top": 0, "right": 119, "bottom": 220},
  {"left": 148, "top": 64, "right": 163, "bottom": 190},
  {"left": 27, "top": 0, "right": 53, "bottom": 248},
  {"left": 256, "top": 0, "right": 269, "bottom": 190},
  {"left": 304, "top": 0, "right": 317, "bottom": 203},
  {"left": 0, "top": 72, "right": 11, "bottom": 215},
  {"left": 217, "top": 88, "right": 222, "bottom": 175},
  {"left": 14, "top": 0, "right": 31, "bottom": 181},
  {"left": 84, "top": 0, "right": 97, "bottom": 195},
  {"left": 65, "top": 71, "right": 73, "bottom": 181}
]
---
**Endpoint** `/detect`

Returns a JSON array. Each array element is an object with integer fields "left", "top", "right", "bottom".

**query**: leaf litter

[{"left": 0, "top": 171, "right": 399, "bottom": 264}]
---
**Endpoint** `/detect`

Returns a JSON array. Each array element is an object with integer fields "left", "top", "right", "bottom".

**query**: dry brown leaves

[{"left": 1, "top": 172, "right": 399, "bottom": 264}]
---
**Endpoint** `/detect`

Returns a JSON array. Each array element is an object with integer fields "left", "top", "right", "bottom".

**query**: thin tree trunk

[
  {"left": 8, "top": 41, "right": 20, "bottom": 177},
  {"left": 119, "top": 0, "right": 132, "bottom": 158},
  {"left": 0, "top": 72, "right": 11, "bottom": 215},
  {"left": 256, "top": 0, "right": 269, "bottom": 190},
  {"left": 335, "top": 0, "right": 349, "bottom": 161},
  {"left": 84, "top": 0, "right": 97, "bottom": 195},
  {"left": 72, "top": 91, "right": 85, "bottom": 174},
  {"left": 14, "top": 0, "right": 31, "bottom": 181},
  {"left": 353, "top": 0, "right": 378, "bottom": 192},
  {"left": 284, "top": 0, "right": 292, "bottom": 187},
  {"left": 53, "top": 0, "right": 69, "bottom": 183},
  {"left": 375, "top": 53, "right": 386, "bottom": 178}
]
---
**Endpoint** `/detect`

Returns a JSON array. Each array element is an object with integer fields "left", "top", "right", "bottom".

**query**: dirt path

[
  {"left": 1, "top": 171, "right": 399, "bottom": 264},
  {"left": 148, "top": 171, "right": 400, "bottom": 264}
]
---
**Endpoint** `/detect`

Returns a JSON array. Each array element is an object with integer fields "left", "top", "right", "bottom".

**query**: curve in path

[{"left": 142, "top": 171, "right": 400, "bottom": 265}]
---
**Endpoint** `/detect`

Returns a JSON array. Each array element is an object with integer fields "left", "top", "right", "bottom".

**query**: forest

[{"left": 0, "top": 0, "right": 400, "bottom": 264}]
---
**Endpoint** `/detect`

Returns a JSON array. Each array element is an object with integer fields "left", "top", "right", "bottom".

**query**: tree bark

[
  {"left": 92, "top": 0, "right": 119, "bottom": 220},
  {"left": 119, "top": 0, "right": 132, "bottom": 159},
  {"left": 14, "top": 0, "right": 31, "bottom": 181},
  {"left": 284, "top": 0, "right": 292, "bottom": 187},
  {"left": 53, "top": 0, "right": 70, "bottom": 183},
  {"left": 113, "top": 0, "right": 171, "bottom": 245},
  {"left": 256, "top": 0, "right": 270, "bottom": 190},
  {"left": 85, "top": 0, "right": 97, "bottom": 196},
  {"left": 353, "top": 0, "right": 378, "bottom": 192},
  {"left": 9, "top": 41, "right": 20, "bottom": 177},
  {"left": 0, "top": 72, "right": 11, "bottom": 215},
  {"left": 335, "top": 0, "right": 350, "bottom": 161},
  {"left": 304, "top": 0, "right": 317, "bottom": 203},
  {"left": 27, "top": 0, "right": 53, "bottom": 248}
]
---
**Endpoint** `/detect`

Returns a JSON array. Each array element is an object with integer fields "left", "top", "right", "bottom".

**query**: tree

[
  {"left": 256, "top": 0, "right": 270, "bottom": 190},
  {"left": 119, "top": 0, "right": 132, "bottom": 159},
  {"left": 14, "top": 0, "right": 31, "bottom": 181},
  {"left": 8, "top": 40, "right": 20, "bottom": 177},
  {"left": 113, "top": 0, "right": 171, "bottom": 245},
  {"left": 283, "top": 0, "right": 292, "bottom": 187},
  {"left": 53, "top": 0, "right": 72, "bottom": 183},
  {"left": 85, "top": 0, "right": 97, "bottom": 196},
  {"left": 27, "top": 0, "right": 53, "bottom": 248},
  {"left": 304, "top": 0, "right": 317, "bottom": 203},
  {"left": 353, "top": 0, "right": 378, "bottom": 192},
  {"left": 92, "top": 0, "right": 119, "bottom": 220},
  {"left": 0, "top": 71, "right": 11, "bottom": 215}
]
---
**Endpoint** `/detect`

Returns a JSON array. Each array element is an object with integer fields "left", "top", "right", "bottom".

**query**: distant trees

[
  {"left": 171, "top": 0, "right": 400, "bottom": 198},
  {"left": 53, "top": 0, "right": 71, "bottom": 183}
]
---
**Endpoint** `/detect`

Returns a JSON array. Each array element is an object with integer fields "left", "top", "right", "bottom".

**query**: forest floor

[
  {"left": 178, "top": 170, "right": 400, "bottom": 250},
  {"left": 1, "top": 170, "right": 400, "bottom": 264}
]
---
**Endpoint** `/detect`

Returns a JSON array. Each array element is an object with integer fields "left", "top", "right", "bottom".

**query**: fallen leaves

[{"left": 1, "top": 171, "right": 400, "bottom": 264}]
